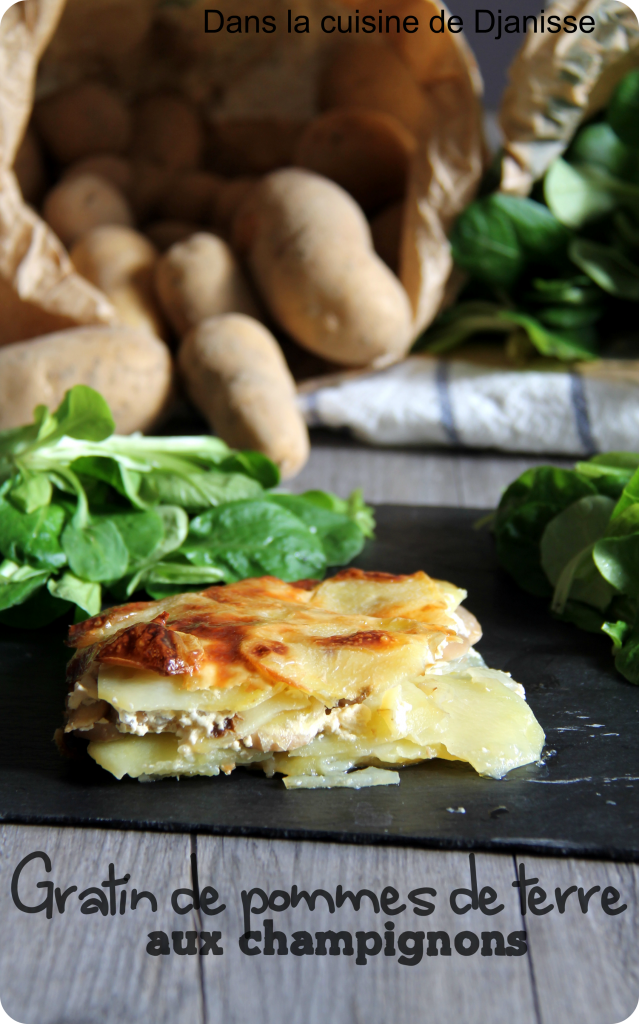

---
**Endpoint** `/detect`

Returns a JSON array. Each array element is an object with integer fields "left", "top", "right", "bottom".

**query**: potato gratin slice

[{"left": 62, "top": 569, "right": 544, "bottom": 788}]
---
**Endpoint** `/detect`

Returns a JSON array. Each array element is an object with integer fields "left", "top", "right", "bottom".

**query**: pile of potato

[{"left": 7, "top": 39, "right": 421, "bottom": 478}]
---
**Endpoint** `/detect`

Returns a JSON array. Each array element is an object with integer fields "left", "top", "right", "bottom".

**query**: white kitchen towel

[{"left": 297, "top": 356, "right": 639, "bottom": 456}]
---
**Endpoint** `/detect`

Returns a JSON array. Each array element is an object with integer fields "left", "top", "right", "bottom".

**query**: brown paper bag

[
  {"left": 0, "top": 0, "right": 484, "bottom": 351},
  {"left": 0, "top": 1, "right": 117, "bottom": 346},
  {"left": 500, "top": 0, "right": 639, "bottom": 194}
]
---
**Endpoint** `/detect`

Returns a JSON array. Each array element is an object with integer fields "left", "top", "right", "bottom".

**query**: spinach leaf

[
  {"left": 183, "top": 501, "right": 327, "bottom": 582},
  {"left": 544, "top": 158, "right": 616, "bottom": 229},
  {"left": 489, "top": 193, "right": 571, "bottom": 262},
  {"left": 602, "top": 619, "right": 629, "bottom": 649},
  {"left": 540, "top": 495, "right": 615, "bottom": 611},
  {"left": 96, "top": 509, "right": 165, "bottom": 566},
  {"left": 535, "top": 304, "right": 602, "bottom": 330},
  {"left": 569, "top": 122, "right": 639, "bottom": 181},
  {"left": 142, "top": 561, "right": 226, "bottom": 599},
  {"left": 575, "top": 453, "right": 639, "bottom": 498},
  {"left": 48, "top": 573, "right": 101, "bottom": 617},
  {"left": 605, "top": 502, "right": 639, "bottom": 537},
  {"left": 527, "top": 275, "right": 601, "bottom": 307},
  {"left": 72, "top": 456, "right": 145, "bottom": 509},
  {"left": 495, "top": 467, "right": 597, "bottom": 595},
  {"left": 265, "top": 494, "right": 365, "bottom": 566},
  {"left": 569, "top": 239, "right": 639, "bottom": 300},
  {"left": 607, "top": 69, "right": 639, "bottom": 149},
  {"left": 219, "top": 452, "right": 280, "bottom": 489},
  {"left": 419, "top": 302, "right": 513, "bottom": 355},
  {"left": 501, "top": 310, "right": 598, "bottom": 360},
  {"left": 61, "top": 520, "right": 129, "bottom": 583},
  {"left": 495, "top": 502, "right": 562, "bottom": 597},
  {"left": 300, "top": 489, "right": 375, "bottom": 538},
  {"left": 0, "top": 561, "right": 50, "bottom": 611},
  {"left": 9, "top": 474, "right": 52, "bottom": 514},
  {"left": 450, "top": 195, "right": 570, "bottom": 290},
  {"left": 496, "top": 465, "right": 597, "bottom": 526},
  {"left": 614, "top": 629, "right": 639, "bottom": 684},
  {"left": 450, "top": 198, "right": 524, "bottom": 289},
  {"left": 610, "top": 466, "right": 639, "bottom": 521},
  {"left": 145, "top": 561, "right": 226, "bottom": 586},
  {"left": 0, "top": 497, "right": 67, "bottom": 569},
  {"left": 46, "top": 385, "right": 114, "bottom": 444},
  {"left": 155, "top": 506, "right": 189, "bottom": 556},
  {"left": 112, "top": 506, "right": 190, "bottom": 599},
  {"left": 138, "top": 470, "right": 263, "bottom": 512},
  {"left": 594, "top": 533, "right": 639, "bottom": 598}
]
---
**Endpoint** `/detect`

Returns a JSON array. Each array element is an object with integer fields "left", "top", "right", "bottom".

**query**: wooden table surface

[{"left": 1, "top": 436, "right": 637, "bottom": 1024}]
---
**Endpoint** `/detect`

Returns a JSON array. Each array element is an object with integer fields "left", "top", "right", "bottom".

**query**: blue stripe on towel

[
  {"left": 436, "top": 361, "right": 460, "bottom": 446},
  {"left": 570, "top": 372, "right": 596, "bottom": 455}
]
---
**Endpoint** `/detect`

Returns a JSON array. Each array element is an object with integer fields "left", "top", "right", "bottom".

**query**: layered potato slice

[{"left": 63, "top": 569, "right": 545, "bottom": 787}]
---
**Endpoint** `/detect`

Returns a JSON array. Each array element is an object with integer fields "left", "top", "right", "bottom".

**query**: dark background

[{"left": 443, "top": 0, "right": 543, "bottom": 107}]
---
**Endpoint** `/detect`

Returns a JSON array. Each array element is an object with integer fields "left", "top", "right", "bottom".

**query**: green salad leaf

[
  {"left": 569, "top": 122, "right": 639, "bottom": 182},
  {"left": 422, "top": 67, "right": 639, "bottom": 363},
  {"left": 183, "top": 501, "right": 328, "bottom": 583},
  {"left": 607, "top": 69, "right": 639, "bottom": 149},
  {"left": 264, "top": 493, "right": 366, "bottom": 566},
  {"left": 0, "top": 387, "right": 375, "bottom": 626},
  {"left": 0, "top": 562, "right": 51, "bottom": 612},
  {"left": 494, "top": 453, "right": 639, "bottom": 684},
  {"left": 0, "top": 496, "right": 67, "bottom": 569},
  {"left": 450, "top": 196, "right": 525, "bottom": 289},
  {"left": 569, "top": 239, "right": 639, "bottom": 300}
]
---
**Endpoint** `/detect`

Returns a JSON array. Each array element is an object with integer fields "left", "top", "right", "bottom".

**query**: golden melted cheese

[{"left": 63, "top": 570, "right": 545, "bottom": 787}]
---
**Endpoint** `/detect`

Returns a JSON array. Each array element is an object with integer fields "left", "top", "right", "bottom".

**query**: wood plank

[
  {"left": 516, "top": 856, "right": 639, "bottom": 1024},
  {"left": 196, "top": 837, "right": 538, "bottom": 1024},
  {"left": 0, "top": 825, "right": 204, "bottom": 1024},
  {"left": 289, "top": 437, "right": 572, "bottom": 508},
  {"left": 289, "top": 444, "right": 463, "bottom": 506}
]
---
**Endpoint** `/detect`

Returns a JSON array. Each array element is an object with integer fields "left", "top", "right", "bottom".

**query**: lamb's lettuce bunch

[
  {"left": 494, "top": 452, "right": 639, "bottom": 683},
  {"left": 0, "top": 386, "right": 373, "bottom": 626}
]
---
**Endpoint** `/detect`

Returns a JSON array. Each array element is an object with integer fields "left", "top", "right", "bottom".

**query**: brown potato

[
  {"left": 128, "top": 160, "right": 175, "bottom": 222},
  {"left": 158, "top": 170, "right": 223, "bottom": 223},
  {"left": 63, "top": 155, "right": 133, "bottom": 195},
  {"left": 0, "top": 326, "right": 172, "bottom": 434},
  {"left": 145, "top": 220, "right": 199, "bottom": 252},
  {"left": 179, "top": 314, "right": 309, "bottom": 479},
  {"left": 155, "top": 232, "right": 259, "bottom": 337},
  {"left": 43, "top": 174, "right": 133, "bottom": 249},
  {"left": 13, "top": 127, "right": 47, "bottom": 205},
  {"left": 34, "top": 82, "right": 131, "bottom": 165},
  {"left": 370, "top": 201, "right": 405, "bottom": 274},
  {"left": 131, "top": 94, "right": 203, "bottom": 172},
  {"left": 294, "top": 109, "right": 414, "bottom": 213},
  {"left": 319, "top": 40, "right": 427, "bottom": 136},
  {"left": 71, "top": 226, "right": 165, "bottom": 339},
  {"left": 207, "top": 119, "right": 306, "bottom": 176},
  {"left": 43, "top": 0, "right": 156, "bottom": 63},
  {"left": 233, "top": 169, "right": 413, "bottom": 368},
  {"left": 211, "top": 177, "right": 257, "bottom": 237}
]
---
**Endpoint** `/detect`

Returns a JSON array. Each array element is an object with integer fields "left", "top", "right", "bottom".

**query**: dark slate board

[{"left": 1, "top": 506, "right": 638, "bottom": 860}]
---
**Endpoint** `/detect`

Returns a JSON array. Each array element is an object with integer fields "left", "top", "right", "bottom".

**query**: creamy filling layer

[{"left": 86, "top": 652, "right": 546, "bottom": 784}]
